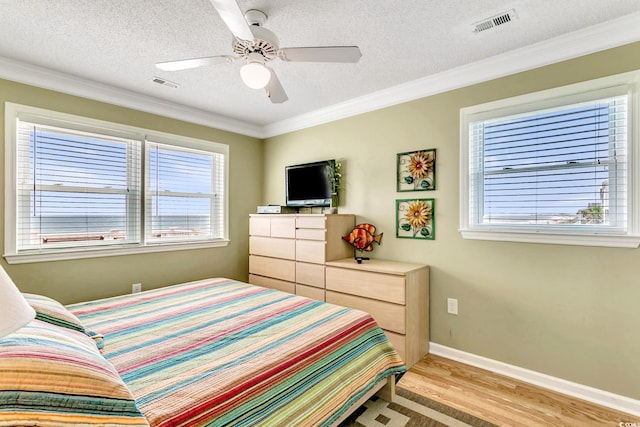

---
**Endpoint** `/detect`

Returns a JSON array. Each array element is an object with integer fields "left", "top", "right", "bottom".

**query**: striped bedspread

[{"left": 68, "top": 278, "right": 406, "bottom": 426}]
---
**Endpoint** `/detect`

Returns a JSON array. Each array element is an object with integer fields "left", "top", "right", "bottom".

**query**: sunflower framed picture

[
  {"left": 396, "top": 198, "right": 435, "bottom": 240},
  {"left": 397, "top": 149, "right": 436, "bottom": 191}
]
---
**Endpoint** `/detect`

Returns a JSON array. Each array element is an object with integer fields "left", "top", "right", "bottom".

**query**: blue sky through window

[
  {"left": 27, "top": 129, "right": 215, "bottom": 236},
  {"left": 478, "top": 99, "right": 623, "bottom": 222}
]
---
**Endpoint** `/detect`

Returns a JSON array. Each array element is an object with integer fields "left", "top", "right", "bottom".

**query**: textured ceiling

[{"left": 0, "top": 0, "right": 639, "bottom": 135}]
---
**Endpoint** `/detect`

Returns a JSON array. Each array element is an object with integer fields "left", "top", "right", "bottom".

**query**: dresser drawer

[
  {"left": 296, "top": 228, "right": 326, "bottom": 240},
  {"left": 296, "top": 284, "right": 325, "bottom": 301},
  {"left": 249, "top": 236, "right": 295, "bottom": 259},
  {"left": 270, "top": 217, "right": 296, "bottom": 238},
  {"left": 296, "top": 240, "right": 326, "bottom": 264},
  {"left": 296, "top": 262, "right": 325, "bottom": 288},
  {"left": 296, "top": 215, "right": 325, "bottom": 229},
  {"left": 249, "top": 255, "right": 295, "bottom": 282},
  {"left": 325, "top": 267, "right": 405, "bottom": 305},
  {"left": 326, "top": 291, "right": 405, "bottom": 334},
  {"left": 249, "top": 274, "right": 295, "bottom": 294},
  {"left": 249, "top": 216, "right": 271, "bottom": 236}
]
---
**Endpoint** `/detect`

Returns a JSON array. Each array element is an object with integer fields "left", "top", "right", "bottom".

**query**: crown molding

[
  {"left": 0, "top": 56, "right": 263, "bottom": 139},
  {"left": 262, "top": 11, "right": 640, "bottom": 138},
  {"left": 1, "top": 12, "right": 639, "bottom": 140}
]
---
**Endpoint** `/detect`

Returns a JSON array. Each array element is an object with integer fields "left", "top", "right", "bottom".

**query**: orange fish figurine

[{"left": 342, "top": 223, "right": 383, "bottom": 252}]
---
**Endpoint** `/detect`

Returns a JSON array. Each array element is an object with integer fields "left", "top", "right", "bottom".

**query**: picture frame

[
  {"left": 396, "top": 149, "right": 436, "bottom": 192},
  {"left": 396, "top": 198, "right": 435, "bottom": 240}
]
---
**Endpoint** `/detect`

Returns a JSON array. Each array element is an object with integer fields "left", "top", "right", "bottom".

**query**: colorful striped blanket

[{"left": 68, "top": 278, "right": 406, "bottom": 426}]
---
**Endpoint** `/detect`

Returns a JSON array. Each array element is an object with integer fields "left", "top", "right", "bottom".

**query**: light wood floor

[{"left": 398, "top": 354, "right": 636, "bottom": 426}]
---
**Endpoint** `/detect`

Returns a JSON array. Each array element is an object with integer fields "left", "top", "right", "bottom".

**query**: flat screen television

[{"left": 285, "top": 160, "right": 334, "bottom": 207}]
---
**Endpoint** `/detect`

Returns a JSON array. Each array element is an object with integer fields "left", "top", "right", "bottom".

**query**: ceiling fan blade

[
  {"left": 279, "top": 46, "right": 362, "bottom": 63},
  {"left": 208, "top": 0, "right": 254, "bottom": 41},
  {"left": 265, "top": 68, "right": 288, "bottom": 104},
  {"left": 156, "top": 55, "right": 236, "bottom": 71}
]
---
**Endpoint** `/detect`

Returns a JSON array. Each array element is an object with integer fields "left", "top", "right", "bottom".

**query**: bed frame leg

[{"left": 375, "top": 375, "right": 396, "bottom": 402}]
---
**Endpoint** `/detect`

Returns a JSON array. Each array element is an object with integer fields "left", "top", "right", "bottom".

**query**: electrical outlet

[
  {"left": 132, "top": 283, "right": 142, "bottom": 294},
  {"left": 447, "top": 298, "right": 458, "bottom": 315}
]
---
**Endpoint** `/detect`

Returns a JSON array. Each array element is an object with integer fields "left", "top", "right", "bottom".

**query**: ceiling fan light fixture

[
  {"left": 160, "top": 1, "right": 363, "bottom": 103},
  {"left": 240, "top": 53, "right": 271, "bottom": 89}
]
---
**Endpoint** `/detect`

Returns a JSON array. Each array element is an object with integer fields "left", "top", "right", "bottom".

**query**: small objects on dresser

[
  {"left": 326, "top": 160, "right": 342, "bottom": 213},
  {"left": 342, "top": 223, "right": 383, "bottom": 262}
]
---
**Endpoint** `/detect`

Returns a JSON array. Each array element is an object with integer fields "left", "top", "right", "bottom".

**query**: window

[
  {"left": 4, "top": 104, "right": 228, "bottom": 263},
  {"left": 145, "top": 141, "right": 225, "bottom": 243},
  {"left": 15, "top": 121, "right": 142, "bottom": 252},
  {"left": 460, "top": 72, "right": 640, "bottom": 247}
]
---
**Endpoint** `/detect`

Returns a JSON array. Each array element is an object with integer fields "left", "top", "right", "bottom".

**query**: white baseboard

[{"left": 429, "top": 342, "right": 640, "bottom": 417}]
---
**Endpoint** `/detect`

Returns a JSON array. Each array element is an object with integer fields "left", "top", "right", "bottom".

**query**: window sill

[
  {"left": 3, "top": 239, "right": 230, "bottom": 264},
  {"left": 459, "top": 229, "right": 640, "bottom": 248}
]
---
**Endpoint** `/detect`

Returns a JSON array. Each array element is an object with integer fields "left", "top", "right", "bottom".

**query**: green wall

[
  {"left": 3, "top": 42, "right": 639, "bottom": 401},
  {"left": 0, "top": 79, "right": 262, "bottom": 304},
  {"left": 262, "top": 42, "right": 640, "bottom": 400}
]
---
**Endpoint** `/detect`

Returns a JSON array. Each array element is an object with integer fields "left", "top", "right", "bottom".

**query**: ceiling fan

[{"left": 155, "top": 0, "right": 362, "bottom": 104}]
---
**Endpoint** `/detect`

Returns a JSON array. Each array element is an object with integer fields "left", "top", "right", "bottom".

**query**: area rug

[{"left": 340, "top": 387, "right": 498, "bottom": 427}]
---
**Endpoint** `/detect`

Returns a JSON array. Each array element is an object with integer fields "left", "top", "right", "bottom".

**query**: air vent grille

[
  {"left": 152, "top": 76, "right": 180, "bottom": 88},
  {"left": 473, "top": 9, "right": 518, "bottom": 33}
]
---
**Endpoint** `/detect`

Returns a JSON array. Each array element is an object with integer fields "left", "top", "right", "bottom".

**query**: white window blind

[
  {"left": 16, "top": 120, "right": 142, "bottom": 252},
  {"left": 460, "top": 73, "right": 640, "bottom": 247},
  {"left": 145, "top": 142, "right": 225, "bottom": 243},
  {"left": 468, "top": 95, "right": 628, "bottom": 233},
  {"left": 5, "top": 103, "right": 230, "bottom": 263}
]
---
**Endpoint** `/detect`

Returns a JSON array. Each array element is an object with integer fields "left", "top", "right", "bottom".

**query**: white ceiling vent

[
  {"left": 473, "top": 9, "right": 518, "bottom": 33},
  {"left": 152, "top": 76, "right": 180, "bottom": 88}
]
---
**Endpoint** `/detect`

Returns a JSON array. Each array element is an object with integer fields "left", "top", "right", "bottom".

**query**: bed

[{"left": 0, "top": 277, "right": 406, "bottom": 426}]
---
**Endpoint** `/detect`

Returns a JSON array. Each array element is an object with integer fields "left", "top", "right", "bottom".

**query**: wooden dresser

[
  {"left": 325, "top": 258, "right": 429, "bottom": 369},
  {"left": 248, "top": 214, "right": 355, "bottom": 300}
]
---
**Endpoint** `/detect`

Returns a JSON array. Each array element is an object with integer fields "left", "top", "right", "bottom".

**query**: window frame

[
  {"left": 4, "top": 103, "right": 229, "bottom": 264},
  {"left": 15, "top": 122, "right": 144, "bottom": 252},
  {"left": 144, "top": 139, "right": 226, "bottom": 246},
  {"left": 459, "top": 71, "right": 640, "bottom": 248}
]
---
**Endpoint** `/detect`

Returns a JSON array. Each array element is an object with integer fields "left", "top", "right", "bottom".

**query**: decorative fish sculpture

[{"left": 342, "top": 223, "right": 383, "bottom": 252}]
